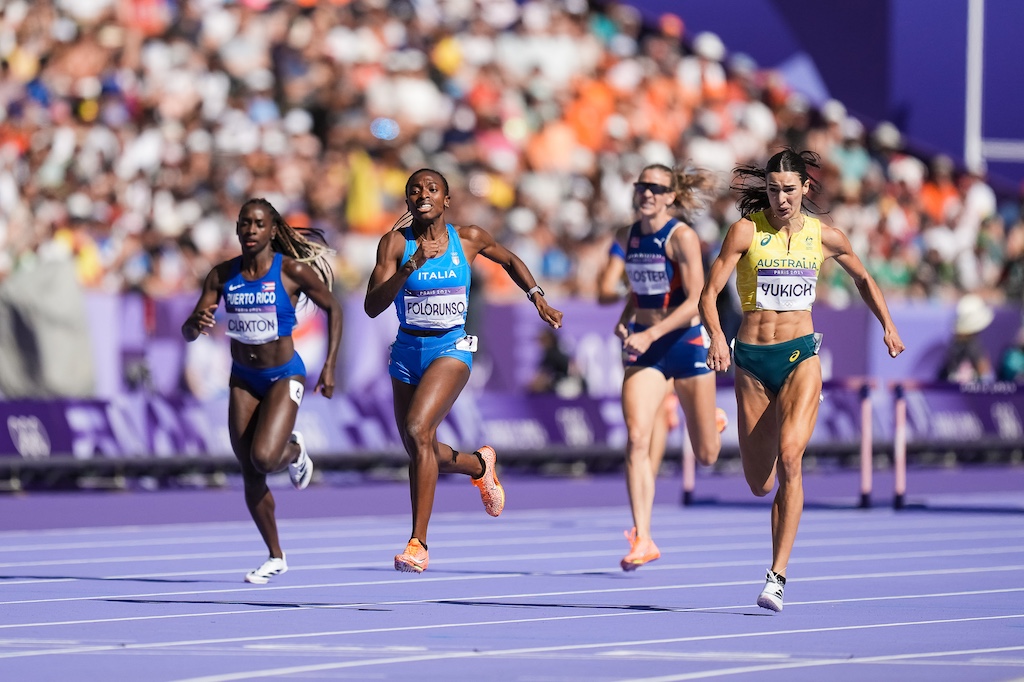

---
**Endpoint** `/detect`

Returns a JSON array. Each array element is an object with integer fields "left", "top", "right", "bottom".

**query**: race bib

[
  {"left": 225, "top": 310, "right": 279, "bottom": 344},
  {"left": 625, "top": 259, "right": 670, "bottom": 296},
  {"left": 755, "top": 268, "right": 817, "bottom": 310},
  {"left": 403, "top": 287, "right": 467, "bottom": 329}
]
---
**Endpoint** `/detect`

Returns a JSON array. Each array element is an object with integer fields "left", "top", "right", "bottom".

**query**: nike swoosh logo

[{"left": 228, "top": 283, "right": 244, "bottom": 291}]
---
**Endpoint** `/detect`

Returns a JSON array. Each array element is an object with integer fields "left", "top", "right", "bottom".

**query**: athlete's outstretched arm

[
  {"left": 822, "top": 223, "right": 905, "bottom": 358},
  {"left": 699, "top": 218, "right": 753, "bottom": 373},
  {"left": 461, "top": 224, "right": 563, "bottom": 329},
  {"left": 284, "top": 259, "right": 344, "bottom": 397}
]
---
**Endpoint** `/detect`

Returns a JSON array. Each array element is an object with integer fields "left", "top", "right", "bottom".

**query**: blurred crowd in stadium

[{"left": 2, "top": 0, "right": 1023, "bottom": 309}]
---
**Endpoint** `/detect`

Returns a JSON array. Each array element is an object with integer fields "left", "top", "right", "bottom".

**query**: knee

[
  {"left": 625, "top": 433, "right": 653, "bottom": 460},
  {"left": 693, "top": 439, "right": 721, "bottom": 467},
  {"left": 248, "top": 447, "right": 277, "bottom": 475},
  {"left": 401, "top": 419, "right": 434, "bottom": 454},
  {"left": 776, "top": 450, "right": 804, "bottom": 483},
  {"left": 748, "top": 478, "right": 774, "bottom": 497}
]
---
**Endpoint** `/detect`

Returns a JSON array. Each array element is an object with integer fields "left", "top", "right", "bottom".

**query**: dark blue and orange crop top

[{"left": 623, "top": 219, "right": 686, "bottom": 310}]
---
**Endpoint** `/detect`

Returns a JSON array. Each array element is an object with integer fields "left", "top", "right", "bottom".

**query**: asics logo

[
  {"left": 789, "top": 350, "right": 801, "bottom": 363},
  {"left": 761, "top": 235, "right": 772, "bottom": 246}
]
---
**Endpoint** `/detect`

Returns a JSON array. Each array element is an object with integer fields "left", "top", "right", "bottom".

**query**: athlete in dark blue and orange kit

[{"left": 600, "top": 163, "right": 727, "bottom": 572}]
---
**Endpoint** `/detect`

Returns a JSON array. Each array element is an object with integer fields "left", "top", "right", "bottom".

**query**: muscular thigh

[
  {"left": 404, "top": 357, "right": 470, "bottom": 431},
  {"left": 776, "top": 356, "right": 822, "bottom": 457},
  {"left": 622, "top": 367, "right": 670, "bottom": 434},
  {"left": 228, "top": 382, "right": 260, "bottom": 470},
  {"left": 252, "top": 377, "right": 302, "bottom": 454},
  {"left": 735, "top": 367, "right": 778, "bottom": 481},
  {"left": 674, "top": 371, "right": 717, "bottom": 439}
]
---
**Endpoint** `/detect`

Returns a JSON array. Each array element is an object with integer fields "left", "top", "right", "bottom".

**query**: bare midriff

[{"left": 737, "top": 309, "right": 814, "bottom": 345}]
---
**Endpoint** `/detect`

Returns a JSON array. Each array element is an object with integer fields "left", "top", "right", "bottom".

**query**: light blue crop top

[{"left": 394, "top": 224, "right": 471, "bottom": 331}]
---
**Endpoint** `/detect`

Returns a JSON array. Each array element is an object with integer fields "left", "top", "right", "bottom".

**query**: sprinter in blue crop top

[
  {"left": 365, "top": 168, "right": 563, "bottom": 574},
  {"left": 182, "top": 198, "right": 343, "bottom": 585},
  {"left": 599, "top": 162, "right": 726, "bottom": 573}
]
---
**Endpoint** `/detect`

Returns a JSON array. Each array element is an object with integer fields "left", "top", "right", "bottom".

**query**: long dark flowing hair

[{"left": 731, "top": 149, "right": 823, "bottom": 218}]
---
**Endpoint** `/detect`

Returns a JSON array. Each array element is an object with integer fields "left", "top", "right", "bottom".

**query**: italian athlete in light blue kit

[
  {"left": 365, "top": 168, "right": 563, "bottom": 573},
  {"left": 183, "top": 198, "right": 342, "bottom": 584}
]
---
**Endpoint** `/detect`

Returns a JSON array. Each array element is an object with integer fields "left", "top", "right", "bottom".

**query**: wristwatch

[{"left": 527, "top": 285, "right": 545, "bottom": 302}]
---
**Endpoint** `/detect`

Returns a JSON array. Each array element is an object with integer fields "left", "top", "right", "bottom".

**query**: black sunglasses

[{"left": 633, "top": 182, "right": 674, "bottom": 195}]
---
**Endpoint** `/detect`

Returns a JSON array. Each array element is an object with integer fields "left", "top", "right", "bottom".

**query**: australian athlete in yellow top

[
  {"left": 736, "top": 211, "right": 823, "bottom": 312},
  {"left": 697, "top": 149, "right": 905, "bottom": 615}
]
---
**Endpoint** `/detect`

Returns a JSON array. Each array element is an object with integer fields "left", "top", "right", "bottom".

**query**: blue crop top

[
  {"left": 624, "top": 219, "right": 686, "bottom": 309},
  {"left": 222, "top": 252, "right": 296, "bottom": 344},
  {"left": 394, "top": 224, "right": 471, "bottom": 331}
]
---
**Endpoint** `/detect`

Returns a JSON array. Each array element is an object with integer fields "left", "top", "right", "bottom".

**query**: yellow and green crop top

[{"left": 736, "top": 211, "right": 823, "bottom": 312}]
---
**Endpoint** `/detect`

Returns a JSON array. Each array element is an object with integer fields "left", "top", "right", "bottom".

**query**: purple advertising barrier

[
  {"left": 475, "top": 300, "right": 1024, "bottom": 397},
  {"left": 84, "top": 293, "right": 1022, "bottom": 400},
  {"left": 2, "top": 379, "right": 1021, "bottom": 466},
  {"left": 888, "top": 379, "right": 1024, "bottom": 509},
  {"left": 869, "top": 302, "right": 1022, "bottom": 385},
  {"left": 1, "top": 400, "right": 91, "bottom": 461},
  {"left": 8, "top": 294, "right": 1020, "bottom": 469},
  {"left": 892, "top": 380, "right": 1024, "bottom": 448},
  {"left": 0, "top": 395, "right": 213, "bottom": 461}
]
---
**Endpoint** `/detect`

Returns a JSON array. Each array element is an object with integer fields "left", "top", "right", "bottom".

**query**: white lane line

[
  {"left": 3, "top": 527, "right": 1023, "bottom": 570},
  {"left": 2, "top": 552, "right": 1023, "bottom": 607},
  {"left": 3, "top": 509, "right": 1019, "bottom": 550},
  {"left": 5, "top": 540, "right": 1024, "bottom": 588},
  {"left": 165, "top": 622, "right": 1024, "bottom": 682},
  {"left": 1, "top": 569, "right": 1022, "bottom": 632},
  {"left": 0, "top": 596, "right": 1021, "bottom": 669},
  {"left": 618, "top": 646, "right": 1024, "bottom": 681}
]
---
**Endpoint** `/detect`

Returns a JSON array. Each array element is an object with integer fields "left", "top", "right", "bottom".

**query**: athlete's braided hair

[
  {"left": 240, "top": 198, "right": 335, "bottom": 290},
  {"left": 731, "top": 148, "right": 823, "bottom": 218}
]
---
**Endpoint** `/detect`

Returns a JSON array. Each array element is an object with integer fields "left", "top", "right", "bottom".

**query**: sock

[
  {"left": 770, "top": 570, "right": 786, "bottom": 585},
  {"left": 471, "top": 450, "right": 486, "bottom": 480}
]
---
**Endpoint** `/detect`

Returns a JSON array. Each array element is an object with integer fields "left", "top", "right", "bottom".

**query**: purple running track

[{"left": 1, "top": 465, "right": 1023, "bottom": 681}]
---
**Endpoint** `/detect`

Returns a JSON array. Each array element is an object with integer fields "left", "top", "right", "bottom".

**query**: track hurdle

[
  {"left": 858, "top": 381, "right": 875, "bottom": 508},
  {"left": 891, "top": 382, "right": 908, "bottom": 509}
]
